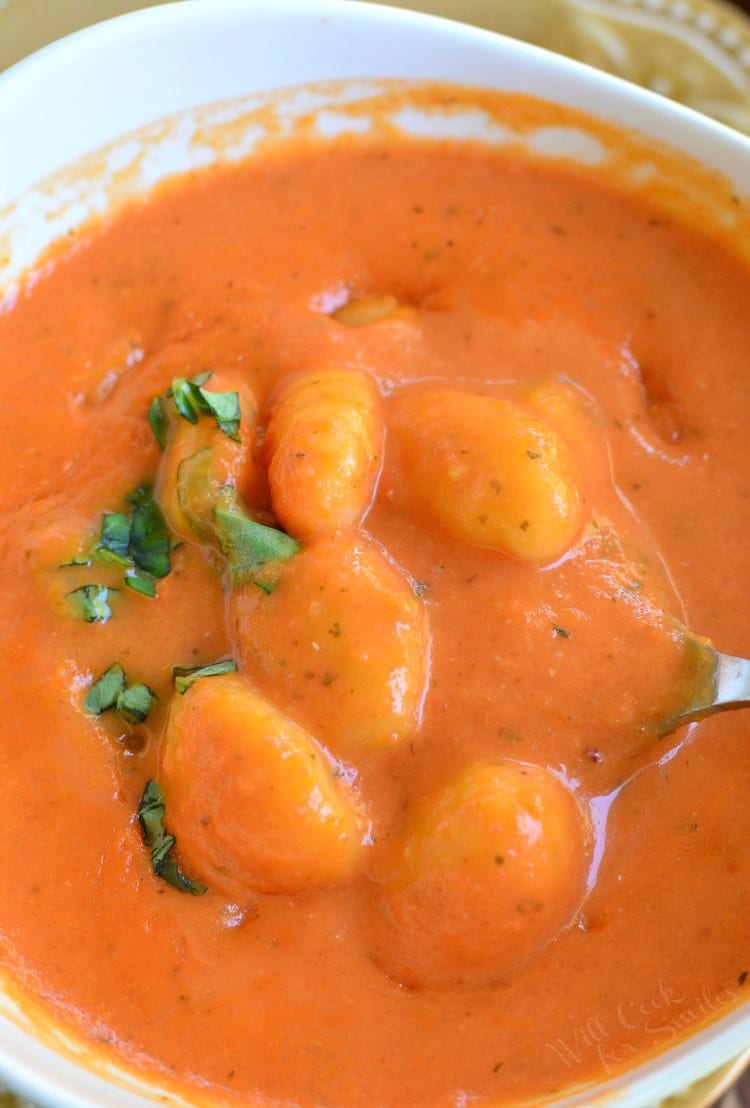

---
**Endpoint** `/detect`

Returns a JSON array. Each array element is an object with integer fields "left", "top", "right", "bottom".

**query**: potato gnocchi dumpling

[
  {"left": 378, "top": 761, "right": 590, "bottom": 987},
  {"left": 391, "top": 387, "right": 584, "bottom": 564},
  {"left": 159, "top": 673, "right": 365, "bottom": 900},
  {"left": 265, "top": 367, "right": 383, "bottom": 539},
  {"left": 522, "top": 376, "right": 609, "bottom": 487},
  {"left": 228, "top": 532, "right": 430, "bottom": 754},
  {"left": 156, "top": 374, "right": 262, "bottom": 541},
  {"left": 331, "top": 294, "right": 412, "bottom": 328}
]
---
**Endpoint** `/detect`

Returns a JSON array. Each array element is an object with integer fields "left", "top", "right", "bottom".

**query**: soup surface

[{"left": 0, "top": 91, "right": 748, "bottom": 1107}]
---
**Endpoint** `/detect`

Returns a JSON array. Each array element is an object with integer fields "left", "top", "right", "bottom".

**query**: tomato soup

[{"left": 0, "top": 87, "right": 748, "bottom": 1107}]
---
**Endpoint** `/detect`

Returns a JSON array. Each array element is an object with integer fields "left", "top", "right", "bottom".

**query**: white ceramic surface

[
  {"left": 0, "top": 2, "right": 749, "bottom": 1106},
  {"left": 2, "top": 0, "right": 750, "bottom": 132}
]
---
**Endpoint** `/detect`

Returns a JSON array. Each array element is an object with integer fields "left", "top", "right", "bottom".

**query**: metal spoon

[{"left": 658, "top": 636, "right": 750, "bottom": 738}]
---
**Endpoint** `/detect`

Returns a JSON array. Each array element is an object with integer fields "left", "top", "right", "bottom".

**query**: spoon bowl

[{"left": 660, "top": 637, "right": 750, "bottom": 737}]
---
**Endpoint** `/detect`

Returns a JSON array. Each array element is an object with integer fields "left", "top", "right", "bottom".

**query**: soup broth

[{"left": 0, "top": 89, "right": 748, "bottom": 1107}]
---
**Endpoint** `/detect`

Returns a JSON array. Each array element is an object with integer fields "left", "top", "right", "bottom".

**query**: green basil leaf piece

[
  {"left": 190, "top": 370, "right": 213, "bottom": 388},
  {"left": 170, "top": 377, "right": 209, "bottom": 425},
  {"left": 59, "top": 555, "right": 92, "bottom": 568},
  {"left": 198, "top": 388, "right": 241, "bottom": 442},
  {"left": 94, "top": 512, "right": 131, "bottom": 567},
  {"left": 124, "top": 569, "right": 157, "bottom": 598},
  {"left": 65, "top": 584, "right": 117, "bottom": 623},
  {"left": 213, "top": 490, "right": 298, "bottom": 584},
  {"left": 147, "top": 396, "right": 168, "bottom": 450},
  {"left": 172, "top": 658, "right": 237, "bottom": 695},
  {"left": 125, "top": 484, "right": 154, "bottom": 510},
  {"left": 161, "top": 374, "right": 241, "bottom": 442},
  {"left": 254, "top": 578, "right": 276, "bottom": 595},
  {"left": 130, "top": 496, "right": 171, "bottom": 579},
  {"left": 117, "top": 684, "right": 157, "bottom": 724},
  {"left": 85, "top": 663, "right": 126, "bottom": 715},
  {"left": 137, "top": 780, "right": 207, "bottom": 896}
]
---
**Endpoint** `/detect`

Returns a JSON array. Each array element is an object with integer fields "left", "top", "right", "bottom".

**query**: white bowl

[{"left": 0, "top": 2, "right": 748, "bottom": 1106}]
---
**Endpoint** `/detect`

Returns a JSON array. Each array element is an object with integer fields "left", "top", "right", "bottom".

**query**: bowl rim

[
  {"left": 1, "top": 0, "right": 750, "bottom": 206},
  {"left": 0, "top": 2, "right": 748, "bottom": 1107}
]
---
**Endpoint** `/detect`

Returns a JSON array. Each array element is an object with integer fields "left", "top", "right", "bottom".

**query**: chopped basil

[
  {"left": 167, "top": 376, "right": 241, "bottom": 442},
  {"left": 147, "top": 396, "right": 168, "bottom": 450},
  {"left": 65, "top": 584, "right": 117, "bottom": 623},
  {"left": 85, "top": 663, "right": 126, "bottom": 715},
  {"left": 176, "top": 458, "right": 297, "bottom": 588},
  {"left": 72, "top": 486, "right": 171, "bottom": 609},
  {"left": 201, "top": 389, "right": 241, "bottom": 441},
  {"left": 117, "top": 684, "right": 157, "bottom": 725},
  {"left": 60, "top": 555, "right": 92, "bottom": 568},
  {"left": 124, "top": 569, "right": 157, "bottom": 598},
  {"left": 129, "top": 494, "right": 171, "bottom": 579},
  {"left": 125, "top": 484, "right": 152, "bottom": 510},
  {"left": 173, "top": 658, "right": 237, "bottom": 695},
  {"left": 84, "top": 663, "right": 156, "bottom": 724},
  {"left": 213, "top": 489, "right": 298, "bottom": 584},
  {"left": 94, "top": 512, "right": 131, "bottom": 567},
  {"left": 254, "top": 578, "right": 276, "bottom": 595},
  {"left": 138, "top": 780, "right": 206, "bottom": 895},
  {"left": 170, "top": 376, "right": 205, "bottom": 425}
]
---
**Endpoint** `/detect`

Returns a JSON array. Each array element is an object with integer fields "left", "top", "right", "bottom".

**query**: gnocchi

[
  {"left": 265, "top": 367, "right": 383, "bottom": 539},
  {"left": 390, "top": 387, "right": 584, "bottom": 563},
  {"left": 331, "top": 293, "right": 407, "bottom": 328},
  {"left": 159, "top": 673, "right": 365, "bottom": 899},
  {"left": 228, "top": 531, "right": 430, "bottom": 754},
  {"left": 377, "top": 761, "right": 590, "bottom": 987}
]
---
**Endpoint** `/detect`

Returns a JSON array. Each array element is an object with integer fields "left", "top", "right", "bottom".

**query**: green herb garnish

[
  {"left": 117, "top": 684, "right": 157, "bottom": 725},
  {"left": 170, "top": 376, "right": 206, "bottom": 424},
  {"left": 85, "top": 485, "right": 171, "bottom": 599},
  {"left": 201, "top": 389, "right": 241, "bottom": 441},
  {"left": 84, "top": 663, "right": 157, "bottom": 724},
  {"left": 94, "top": 512, "right": 131, "bottom": 567},
  {"left": 60, "top": 487, "right": 170, "bottom": 623},
  {"left": 65, "top": 584, "right": 117, "bottom": 623},
  {"left": 172, "top": 658, "right": 237, "bottom": 695},
  {"left": 147, "top": 396, "right": 169, "bottom": 450},
  {"left": 254, "top": 578, "right": 276, "bottom": 595},
  {"left": 213, "top": 489, "right": 298, "bottom": 584},
  {"left": 84, "top": 663, "right": 126, "bottom": 714},
  {"left": 129, "top": 492, "right": 171, "bottom": 579},
  {"left": 124, "top": 569, "right": 157, "bottom": 598},
  {"left": 137, "top": 780, "right": 206, "bottom": 895},
  {"left": 165, "top": 375, "right": 241, "bottom": 442}
]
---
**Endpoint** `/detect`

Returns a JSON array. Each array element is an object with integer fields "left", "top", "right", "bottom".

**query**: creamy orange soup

[{"left": 0, "top": 88, "right": 748, "bottom": 1107}]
